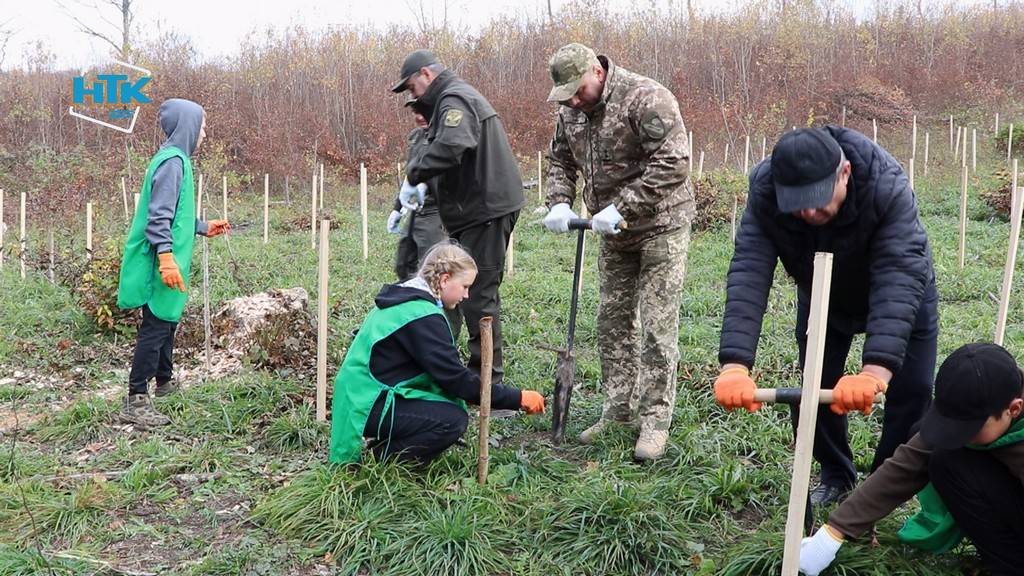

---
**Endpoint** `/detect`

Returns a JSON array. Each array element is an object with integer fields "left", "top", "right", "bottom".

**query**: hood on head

[{"left": 158, "top": 99, "right": 205, "bottom": 156}]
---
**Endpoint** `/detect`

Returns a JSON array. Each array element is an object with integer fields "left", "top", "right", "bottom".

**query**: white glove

[
  {"left": 386, "top": 209, "right": 402, "bottom": 234},
  {"left": 591, "top": 204, "right": 624, "bottom": 235},
  {"left": 399, "top": 179, "right": 427, "bottom": 211},
  {"left": 799, "top": 525, "right": 844, "bottom": 575},
  {"left": 543, "top": 203, "right": 578, "bottom": 233}
]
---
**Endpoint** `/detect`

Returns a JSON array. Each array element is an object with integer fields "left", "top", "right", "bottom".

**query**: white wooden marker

[
  {"left": 0, "top": 188, "right": 4, "bottom": 270},
  {"left": 538, "top": 151, "right": 543, "bottom": 202},
  {"left": 924, "top": 132, "right": 930, "bottom": 177},
  {"left": 310, "top": 174, "right": 318, "bottom": 250},
  {"left": 781, "top": 252, "right": 834, "bottom": 576},
  {"left": 133, "top": 193, "right": 140, "bottom": 214},
  {"left": 19, "top": 191, "right": 26, "bottom": 279},
  {"left": 872, "top": 119, "right": 877, "bottom": 143},
  {"left": 724, "top": 142, "right": 730, "bottom": 168},
  {"left": 698, "top": 150, "right": 705, "bottom": 180},
  {"left": 316, "top": 217, "right": 330, "bottom": 422},
  {"left": 959, "top": 163, "right": 969, "bottom": 269},
  {"left": 86, "top": 202, "right": 93, "bottom": 261},
  {"left": 319, "top": 163, "right": 325, "bottom": 210},
  {"left": 263, "top": 173, "right": 270, "bottom": 244},
  {"left": 950, "top": 115, "right": 954, "bottom": 151},
  {"left": 222, "top": 175, "right": 228, "bottom": 222},
  {"left": 743, "top": 135, "right": 750, "bottom": 175},
  {"left": 121, "top": 177, "right": 129, "bottom": 220},
  {"left": 972, "top": 129, "right": 977, "bottom": 173},
  {"left": 995, "top": 159, "right": 1020, "bottom": 346},
  {"left": 506, "top": 232, "right": 515, "bottom": 276},
  {"left": 197, "top": 174, "right": 204, "bottom": 216},
  {"left": 955, "top": 126, "right": 962, "bottom": 160},
  {"left": 360, "top": 163, "right": 368, "bottom": 260},
  {"left": 909, "top": 157, "right": 915, "bottom": 190},
  {"left": 1009, "top": 124, "right": 1015, "bottom": 166},
  {"left": 761, "top": 135, "right": 767, "bottom": 162}
]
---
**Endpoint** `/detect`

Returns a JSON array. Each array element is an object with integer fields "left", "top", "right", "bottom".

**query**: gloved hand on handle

[
  {"left": 543, "top": 203, "right": 578, "bottom": 233},
  {"left": 591, "top": 204, "right": 624, "bottom": 235},
  {"left": 831, "top": 368, "right": 889, "bottom": 415},
  {"left": 713, "top": 365, "right": 762, "bottom": 412}
]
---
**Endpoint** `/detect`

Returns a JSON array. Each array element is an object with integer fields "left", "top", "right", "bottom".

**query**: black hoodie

[{"left": 368, "top": 283, "right": 522, "bottom": 409}]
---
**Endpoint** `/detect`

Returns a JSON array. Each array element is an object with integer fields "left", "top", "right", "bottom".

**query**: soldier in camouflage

[{"left": 542, "top": 43, "right": 694, "bottom": 461}]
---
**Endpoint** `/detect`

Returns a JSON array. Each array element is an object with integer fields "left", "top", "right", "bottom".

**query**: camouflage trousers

[{"left": 597, "top": 226, "right": 689, "bottom": 432}]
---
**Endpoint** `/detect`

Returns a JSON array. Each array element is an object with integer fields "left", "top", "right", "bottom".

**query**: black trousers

[
  {"left": 930, "top": 448, "right": 1024, "bottom": 575},
  {"left": 363, "top": 393, "right": 469, "bottom": 465},
  {"left": 393, "top": 208, "right": 448, "bottom": 282},
  {"left": 448, "top": 211, "right": 518, "bottom": 385},
  {"left": 793, "top": 284, "right": 938, "bottom": 489},
  {"left": 128, "top": 304, "right": 178, "bottom": 396}
]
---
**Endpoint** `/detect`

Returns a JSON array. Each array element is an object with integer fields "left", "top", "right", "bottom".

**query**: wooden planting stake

[
  {"left": 263, "top": 173, "right": 270, "bottom": 244},
  {"left": 724, "top": 142, "right": 730, "bottom": 169},
  {"left": 202, "top": 207, "right": 211, "bottom": 378},
  {"left": 909, "top": 157, "right": 915, "bottom": 190},
  {"left": 48, "top": 229, "right": 54, "bottom": 283},
  {"left": 840, "top": 105, "right": 846, "bottom": 127},
  {"left": 1009, "top": 124, "right": 1015, "bottom": 166},
  {"left": 954, "top": 126, "right": 962, "bottom": 160},
  {"left": 697, "top": 150, "right": 705, "bottom": 180},
  {"left": 911, "top": 115, "right": 917, "bottom": 160},
  {"left": 360, "top": 163, "right": 368, "bottom": 260},
  {"left": 310, "top": 174, "right": 318, "bottom": 250},
  {"left": 950, "top": 115, "right": 954, "bottom": 151},
  {"left": 872, "top": 119, "right": 877, "bottom": 143},
  {"left": 477, "top": 316, "right": 494, "bottom": 484},
  {"left": 133, "top": 193, "right": 140, "bottom": 214},
  {"left": 319, "top": 163, "right": 325, "bottom": 210},
  {"left": 959, "top": 162, "right": 969, "bottom": 269},
  {"left": 924, "top": 132, "right": 930, "bottom": 177},
  {"left": 995, "top": 112, "right": 999, "bottom": 136},
  {"left": 196, "top": 174, "right": 204, "bottom": 216},
  {"left": 781, "top": 252, "right": 834, "bottom": 576},
  {"left": 316, "top": 217, "right": 330, "bottom": 422},
  {"left": 506, "top": 232, "right": 515, "bottom": 276},
  {"left": 761, "top": 135, "right": 767, "bottom": 161},
  {"left": 19, "top": 191, "right": 26, "bottom": 279},
  {"left": 222, "top": 176, "right": 228, "bottom": 223},
  {"left": 0, "top": 188, "right": 4, "bottom": 270},
  {"left": 995, "top": 160, "right": 1020, "bottom": 346},
  {"left": 972, "top": 129, "right": 977, "bottom": 173},
  {"left": 730, "top": 194, "right": 738, "bottom": 242},
  {"left": 537, "top": 151, "right": 543, "bottom": 202},
  {"left": 743, "top": 135, "right": 750, "bottom": 175},
  {"left": 86, "top": 202, "right": 93, "bottom": 261},
  {"left": 121, "top": 177, "right": 129, "bottom": 220}
]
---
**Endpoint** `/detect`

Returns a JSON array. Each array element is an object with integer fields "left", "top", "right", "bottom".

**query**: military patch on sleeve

[
  {"left": 641, "top": 110, "right": 667, "bottom": 140},
  {"left": 444, "top": 109, "right": 464, "bottom": 128}
]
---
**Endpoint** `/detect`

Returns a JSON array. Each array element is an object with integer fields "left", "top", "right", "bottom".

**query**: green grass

[{"left": 1, "top": 148, "right": 1022, "bottom": 573}]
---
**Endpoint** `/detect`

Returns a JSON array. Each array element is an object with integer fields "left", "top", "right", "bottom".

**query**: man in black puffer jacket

[{"left": 713, "top": 127, "right": 938, "bottom": 507}]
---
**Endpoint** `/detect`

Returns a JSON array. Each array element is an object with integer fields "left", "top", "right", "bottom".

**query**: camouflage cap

[{"left": 547, "top": 43, "right": 599, "bottom": 102}]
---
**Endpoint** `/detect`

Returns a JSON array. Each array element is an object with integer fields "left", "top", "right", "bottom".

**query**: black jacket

[
  {"left": 368, "top": 283, "right": 521, "bottom": 409},
  {"left": 719, "top": 126, "right": 935, "bottom": 373},
  {"left": 405, "top": 70, "right": 526, "bottom": 234},
  {"left": 394, "top": 127, "right": 440, "bottom": 214}
]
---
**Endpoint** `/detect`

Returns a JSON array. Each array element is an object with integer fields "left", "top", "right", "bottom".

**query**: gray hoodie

[{"left": 147, "top": 98, "right": 209, "bottom": 254}]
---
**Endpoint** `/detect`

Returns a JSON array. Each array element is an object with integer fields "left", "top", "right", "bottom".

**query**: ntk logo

[{"left": 69, "top": 60, "right": 153, "bottom": 134}]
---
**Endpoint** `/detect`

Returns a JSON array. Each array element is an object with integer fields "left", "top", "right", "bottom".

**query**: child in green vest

[
  {"left": 330, "top": 242, "right": 545, "bottom": 465},
  {"left": 800, "top": 342, "right": 1024, "bottom": 575},
  {"left": 116, "top": 99, "right": 230, "bottom": 429}
]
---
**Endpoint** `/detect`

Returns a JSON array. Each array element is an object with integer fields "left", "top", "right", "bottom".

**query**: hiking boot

[
  {"left": 809, "top": 482, "right": 851, "bottom": 507},
  {"left": 118, "top": 394, "right": 171, "bottom": 429},
  {"left": 154, "top": 380, "right": 180, "bottom": 397},
  {"left": 633, "top": 428, "right": 669, "bottom": 462},
  {"left": 579, "top": 417, "right": 635, "bottom": 444}
]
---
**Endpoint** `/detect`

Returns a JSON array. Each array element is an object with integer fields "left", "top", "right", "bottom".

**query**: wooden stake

[
  {"left": 537, "top": 150, "right": 543, "bottom": 202},
  {"left": 950, "top": 115, "right": 954, "bottom": 151},
  {"left": 963, "top": 128, "right": 968, "bottom": 168},
  {"left": 134, "top": 193, "right": 140, "bottom": 215},
  {"left": 841, "top": 105, "right": 846, "bottom": 127},
  {"left": 221, "top": 175, "right": 227, "bottom": 222},
  {"left": 995, "top": 112, "right": 1000, "bottom": 136},
  {"left": 120, "top": 177, "right": 129, "bottom": 220},
  {"left": 48, "top": 229, "right": 54, "bottom": 283},
  {"left": 781, "top": 252, "right": 834, "bottom": 576},
  {"left": 924, "top": 132, "right": 930, "bottom": 177},
  {"left": 761, "top": 135, "right": 767, "bottom": 161},
  {"left": 972, "top": 128, "right": 977, "bottom": 173},
  {"left": 872, "top": 119, "right": 877, "bottom": 143},
  {"left": 310, "top": 174, "right": 318, "bottom": 250},
  {"left": 730, "top": 194, "right": 738, "bottom": 242},
  {"left": 19, "top": 191, "right": 26, "bottom": 279},
  {"left": 263, "top": 173, "right": 269, "bottom": 244},
  {"left": 911, "top": 115, "right": 917, "bottom": 161},
  {"left": 724, "top": 142, "right": 730, "bottom": 168},
  {"left": 955, "top": 126, "right": 962, "bottom": 160},
  {"left": 743, "top": 135, "right": 750, "bottom": 175},
  {"left": 316, "top": 217, "right": 330, "bottom": 422},
  {"left": 360, "top": 163, "right": 368, "bottom": 260},
  {"left": 505, "top": 231, "right": 514, "bottom": 276},
  {"left": 697, "top": 150, "right": 705, "bottom": 180},
  {"left": 197, "top": 174, "right": 204, "bottom": 216},
  {"left": 909, "top": 157, "right": 915, "bottom": 190},
  {"left": 477, "top": 316, "right": 494, "bottom": 485},
  {"left": 995, "top": 159, "right": 1020, "bottom": 346},
  {"left": 397, "top": 162, "right": 402, "bottom": 188},
  {"left": 959, "top": 163, "right": 969, "bottom": 269},
  {"left": 202, "top": 206, "right": 211, "bottom": 379},
  {"left": 0, "top": 188, "right": 4, "bottom": 270},
  {"left": 1008, "top": 124, "right": 1015, "bottom": 166},
  {"left": 319, "top": 163, "right": 325, "bottom": 210},
  {"left": 86, "top": 202, "right": 93, "bottom": 261}
]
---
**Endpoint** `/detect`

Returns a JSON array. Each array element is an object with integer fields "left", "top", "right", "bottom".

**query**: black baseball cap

[
  {"left": 391, "top": 50, "right": 438, "bottom": 93},
  {"left": 771, "top": 128, "right": 843, "bottom": 213},
  {"left": 920, "top": 343, "right": 1024, "bottom": 450}
]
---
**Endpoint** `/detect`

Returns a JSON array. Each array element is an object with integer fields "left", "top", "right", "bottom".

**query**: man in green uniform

[
  {"left": 116, "top": 98, "right": 230, "bottom": 429},
  {"left": 542, "top": 43, "right": 694, "bottom": 461},
  {"left": 392, "top": 49, "right": 525, "bottom": 387}
]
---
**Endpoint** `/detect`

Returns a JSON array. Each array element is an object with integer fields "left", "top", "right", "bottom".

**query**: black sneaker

[{"left": 809, "top": 482, "right": 851, "bottom": 507}]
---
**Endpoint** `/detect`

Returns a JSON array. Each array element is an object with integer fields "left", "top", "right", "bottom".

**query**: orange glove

[
  {"left": 831, "top": 371, "right": 887, "bottom": 416},
  {"left": 714, "top": 366, "right": 762, "bottom": 412},
  {"left": 157, "top": 252, "right": 186, "bottom": 292},
  {"left": 207, "top": 219, "right": 231, "bottom": 237},
  {"left": 520, "top": 390, "right": 546, "bottom": 414}
]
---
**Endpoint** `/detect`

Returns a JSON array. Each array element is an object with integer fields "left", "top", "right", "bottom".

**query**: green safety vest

[
  {"left": 116, "top": 146, "right": 196, "bottom": 323},
  {"left": 898, "top": 416, "right": 1024, "bottom": 552},
  {"left": 329, "top": 298, "right": 467, "bottom": 464}
]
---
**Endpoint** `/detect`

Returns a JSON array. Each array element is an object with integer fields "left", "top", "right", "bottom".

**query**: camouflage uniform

[{"left": 546, "top": 51, "right": 694, "bottom": 434}]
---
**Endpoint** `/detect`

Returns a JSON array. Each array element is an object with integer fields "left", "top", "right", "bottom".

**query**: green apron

[
  {"left": 116, "top": 146, "right": 196, "bottom": 323},
  {"left": 898, "top": 416, "right": 1024, "bottom": 552},
  {"left": 329, "top": 298, "right": 467, "bottom": 464}
]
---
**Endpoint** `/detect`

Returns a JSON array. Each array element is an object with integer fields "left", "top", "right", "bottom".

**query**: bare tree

[
  {"left": 56, "top": 0, "right": 135, "bottom": 59},
  {"left": 0, "top": 18, "right": 14, "bottom": 69}
]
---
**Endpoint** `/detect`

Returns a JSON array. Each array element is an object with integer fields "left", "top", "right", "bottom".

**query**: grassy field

[{"left": 0, "top": 142, "right": 1020, "bottom": 575}]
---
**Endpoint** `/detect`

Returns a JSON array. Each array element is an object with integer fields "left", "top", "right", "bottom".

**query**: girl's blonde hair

[{"left": 418, "top": 241, "right": 477, "bottom": 296}]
